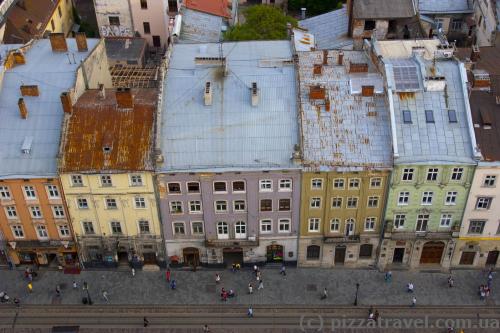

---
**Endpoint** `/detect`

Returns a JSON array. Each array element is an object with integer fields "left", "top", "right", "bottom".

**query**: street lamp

[
  {"left": 354, "top": 283, "right": 360, "bottom": 306},
  {"left": 83, "top": 281, "right": 93, "bottom": 305}
]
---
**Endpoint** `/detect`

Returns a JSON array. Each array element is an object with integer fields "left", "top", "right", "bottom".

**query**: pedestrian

[
  {"left": 258, "top": 279, "right": 264, "bottom": 290},
  {"left": 248, "top": 283, "right": 253, "bottom": 294},
  {"left": 407, "top": 282, "right": 414, "bottom": 293},
  {"left": 253, "top": 265, "right": 258, "bottom": 275},
  {"left": 232, "top": 263, "right": 236, "bottom": 273},
  {"left": 247, "top": 306, "right": 253, "bottom": 318},
  {"left": 73, "top": 281, "right": 78, "bottom": 290},
  {"left": 132, "top": 268, "right": 135, "bottom": 277},
  {"left": 143, "top": 316, "right": 149, "bottom": 327},
  {"left": 410, "top": 296, "right": 416, "bottom": 307},
  {"left": 166, "top": 269, "right": 171, "bottom": 282},
  {"left": 56, "top": 285, "right": 61, "bottom": 297},
  {"left": 13, "top": 298, "right": 20, "bottom": 307},
  {"left": 374, "top": 310, "right": 380, "bottom": 322},
  {"left": 236, "top": 263, "right": 241, "bottom": 271},
  {"left": 320, "top": 288, "right": 328, "bottom": 300},
  {"left": 384, "top": 271, "right": 392, "bottom": 283},
  {"left": 280, "top": 264, "right": 286, "bottom": 276},
  {"left": 27, "top": 282, "right": 32, "bottom": 293},
  {"left": 221, "top": 289, "right": 228, "bottom": 302},
  {"left": 28, "top": 273, "right": 33, "bottom": 282},
  {"left": 215, "top": 274, "right": 221, "bottom": 284},
  {"left": 448, "top": 275, "right": 454, "bottom": 288},
  {"left": 102, "top": 290, "right": 109, "bottom": 303},
  {"left": 170, "top": 279, "right": 176, "bottom": 290},
  {"left": 203, "top": 324, "right": 210, "bottom": 332}
]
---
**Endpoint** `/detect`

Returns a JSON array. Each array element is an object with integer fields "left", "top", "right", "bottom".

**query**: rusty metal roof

[{"left": 60, "top": 88, "right": 157, "bottom": 173}]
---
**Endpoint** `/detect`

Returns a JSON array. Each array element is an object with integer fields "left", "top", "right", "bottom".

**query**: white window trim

[
  {"left": 401, "top": 168, "right": 414, "bottom": 181},
  {"left": 333, "top": 178, "right": 345, "bottom": 189},
  {"left": 233, "top": 200, "right": 246, "bottom": 212},
  {"left": 81, "top": 221, "right": 96, "bottom": 235},
  {"left": 330, "top": 219, "right": 340, "bottom": 232},
  {"left": 394, "top": 214, "right": 406, "bottom": 229},
  {"left": 234, "top": 221, "right": 247, "bottom": 239},
  {"left": 51, "top": 205, "right": 65, "bottom": 218},
  {"left": 110, "top": 221, "right": 123, "bottom": 235},
  {"left": 11, "top": 225, "right": 25, "bottom": 239},
  {"left": 105, "top": 198, "right": 118, "bottom": 210},
  {"left": 0, "top": 186, "right": 11, "bottom": 199},
  {"left": 167, "top": 182, "right": 182, "bottom": 195},
  {"left": 172, "top": 221, "right": 186, "bottom": 235},
  {"left": 46, "top": 185, "right": 60, "bottom": 199},
  {"left": 186, "top": 181, "right": 201, "bottom": 194},
  {"left": 259, "top": 199, "right": 273, "bottom": 212},
  {"left": 29, "top": 206, "right": 43, "bottom": 219},
  {"left": 129, "top": 174, "right": 144, "bottom": 187},
  {"left": 188, "top": 200, "right": 203, "bottom": 214},
  {"left": 259, "top": 179, "right": 273, "bottom": 192},
  {"left": 369, "top": 177, "right": 382, "bottom": 189},
  {"left": 348, "top": 178, "right": 361, "bottom": 189},
  {"left": 134, "top": 197, "right": 147, "bottom": 209},
  {"left": 76, "top": 198, "right": 89, "bottom": 209},
  {"left": 213, "top": 181, "right": 228, "bottom": 193},
  {"left": 310, "top": 197, "right": 321, "bottom": 209},
  {"left": 23, "top": 185, "right": 37, "bottom": 200},
  {"left": 35, "top": 224, "right": 49, "bottom": 240},
  {"left": 231, "top": 180, "right": 246, "bottom": 193},
  {"left": 450, "top": 167, "right": 464, "bottom": 181},
  {"left": 311, "top": 178, "right": 323, "bottom": 190},
  {"left": 100, "top": 175, "right": 113, "bottom": 187},
  {"left": 260, "top": 219, "right": 273, "bottom": 233},
  {"left": 346, "top": 197, "right": 359, "bottom": 209},
  {"left": 397, "top": 192, "right": 410, "bottom": 206},
  {"left": 364, "top": 217, "right": 376, "bottom": 231},
  {"left": 214, "top": 200, "right": 228, "bottom": 213},
  {"left": 444, "top": 192, "right": 457, "bottom": 206},
  {"left": 421, "top": 192, "right": 433, "bottom": 206},
  {"left": 71, "top": 174, "right": 84, "bottom": 187},
  {"left": 216, "top": 221, "right": 229, "bottom": 239},
  {"left": 367, "top": 196, "right": 379, "bottom": 208},
  {"left": 190, "top": 221, "right": 204, "bottom": 235},
  {"left": 308, "top": 218, "right": 321, "bottom": 232},
  {"left": 169, "top": 201, "right": 183, "bottom": 214},
  {"left": 5, "top": 206, "right": 18, "bottom": 219},
  {"left": 278, "top": 218, "right": 291, "bottom": 233},
  {"left": 439, "top": 214, "right": 453, "bottom": 228},
  {"left": 331, "top": 197, "right": 342, "bottom": 209},
  {"left": 137, "top": 219, "right": 152, "bottom": 235},
  {"left": 278, "top": 179, "right": 293, "bottom": 192},
  {"left": 57, "top": 224, "right": 71, "bottom": 238}
]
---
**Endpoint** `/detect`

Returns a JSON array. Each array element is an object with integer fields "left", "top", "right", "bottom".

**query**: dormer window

[{"left": 402, "top": 110, "right": 412, "bottom": 124}]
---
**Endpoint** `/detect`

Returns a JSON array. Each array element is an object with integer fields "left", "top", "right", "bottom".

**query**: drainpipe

[{"left": 375, "top": 168, "right": 393, "bottom": 271}]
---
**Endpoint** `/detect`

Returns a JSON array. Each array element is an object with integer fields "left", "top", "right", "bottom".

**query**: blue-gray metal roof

[
  {"left": 0, "top": 38, "right": 100, "bottom": 179},
  {"left": 418, "top": 0, "right": 474, "bottom": 14},
  {"left": 179, "top": 8, "right": 224, "bottom": 43},
  {"left": 160, "top": 41, "right": 298, "bottom": 172},
  {"left": 299, "top": 6, "right": 351, "bottom": 50}
]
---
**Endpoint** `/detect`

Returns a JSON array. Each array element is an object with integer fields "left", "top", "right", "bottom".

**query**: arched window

[
  {"left": 306, "top": 245, "right": 320, "bottom": 260},
  {"left": 217, "top": 221, "right": 228, "bottom": 239},
  {"left": 345, "top": 218, "right": 355, "bottom": 236},
  {"left": 235, "top": 221, "right": 246, "bottom": 239}
]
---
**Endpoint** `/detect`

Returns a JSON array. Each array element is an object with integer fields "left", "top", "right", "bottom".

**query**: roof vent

[
  {"left": 313, "top": 64, "right": 322, "bottom": 75},
  {"left": 204, "top": 82, "right": 212, "bottom": 106},
  {"left": 75, "top": 32, "right": 88, "bottom": 52},
  {"left": 98, "top": 84, "right": 106, "bottom": 100},
  {"left": 251, "top": 82, "right": 259, "bottom": 107},
  {"left": 49, "top": 33, "right": 68, "bottom": 52},
  {"left": 309, "top": 85, "right": 325, "bottom": 100},
  {"left": 20, "top": 85, "right": 39, "bottom": 96},
  {"left": 337, "top": 51, "right": 344, "bottom": 66},
  {"left": 18, "top": 98, "right": 28, "bottom": 119},
  {"left": 472, "top": 70, "right": 491, "bottom": 91},
  {"left": 470, "top": 45, "right": 480, "bottom": 62},
  {"left": 21, "top": 136, "right": 33, "bottom": 154}
]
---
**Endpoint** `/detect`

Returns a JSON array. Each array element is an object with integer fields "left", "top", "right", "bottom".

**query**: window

[
  {"left": 345, "top": 219, "right": 355, "bottom": 236},
  {"left": 52, "top": 205, "right": 65, "bottom": 218},
  {"left": 476, "top": 197, "right": 493, "bottom": 210},
  {"left": 416, "top": 214, "right": 429, "bottom": 232},
  {"left": 71, "top": 175, "right": 83, "bottom": 186},
  {"left": 306, "top": 245, "right": 320, "bottom": 260},
  {"left": 36, "top": 225, "right": 48, "bottom": 239},
  {"left": 100, "top": 175, "right": 112, "bottom": 187},
  {"left": 192, "top": 221, "right": 204, "bottom": 235},
  {"left": 57, "top": 6, "right": 62, "bottom": 17},
  {"left": 143, "top": 22, "right": 151, "bottom": 34},
  {"left": 451, "top": 168, "right": 464, "bottom": 181},
  {"left": 349, "top": 178, "right": 360, "bottom": 189},
  {"left": 260, "top": 219, "right": 272, "bottom": 233},
  {"left": 279, "top": 219, "right": 290, "bottom": 232},
  {"left": 421, "top": 191, "right": 433, "bottom": 205},
  {"left": 0, "top": 186, "right": 10, "bottom": 199},
  {"left": 213, "top": 181, "right": 227, "bottom": 193},
  {"left": 359, "top": 244, "right": 373, "bottom": 258},
  {"left": 234, "top": 200, "right": 246, "bottom": 212},
  {"left": 12, "top": 225, "right": 24, "bottom": 238},
  {"left": 367, "top": 196, "right": 379, "bottom": 208},
  {"left": 138, "top": 220, "right": 150, "bottom": 234},
  {"left": 279, "top": 198, "right": 290, "bottom": 211},
  {"left": 427, "top": 168, "right": 439, "bottom": 181},
  {"left": 398, "top": 191, "right": 410, "bottom": 205},
  {"left": 187, "top": 182, "right": 200, "bottom": 193},
  {"left": 5, "top": 206, "right": 17, "bottom": 219},
  {"left": 82, "top": 221, "right": 95, "bottom": 235},
  {"left": 173, "top": 222, "right": 185, "bottom": 235},
  {"left": 331, "top": 197, "right": 342, "bottom": 208},
  {"left": 109, "top": 16, "right": 120, "bottom": 26},
  {"left": 58, "top": 225, "right": 70, "bottom": 237},
  {"left": 259, "top": 180, "right": 272, "bottom": 192},
  {"left": 370, "top": 178, "right": 382, "bottom": 188},
  {"left": 483, "top": 175, "right": 496, "bottom": 187},
  {"left": 468, "top": 220, "right": 486, "bottom": 234},
  {"left": 333, "top": 178, "right": 345, "bottom": 189},
  {"left": 46, "top": 185, "right": 59, "bottom": 198},
  {"left": 311, "top": 178, "right": 323, "bottom": 189},
  {"left": 402, "top": 168, "right": 414, "bottom": 181},
  {"left": 330, "top": 218, "right": 340, "bottom": 232},
  {"left": 50, "top": 19, "right": 55, "bottom": 31},
  {"left": 402, "top": 110, "right": 412, "bottom": 124},
  {"left": 168, "top": 183, "right": 181, "bottom": 194},
  {"left": 152, "top": 35, "right": 161, "bottom": 47},
  {"left": 135, "top": 197, "right": 146, "bottom": 209},
  {"left": 232, "top": 181, "right": 245, "bottom": 192},
  {"left": 260, "top": 199, "right": 272, "bottom": 212},
  {"left": 394, "top": 214, "right": 406, "bottom": 229},
  {"left": 279, "top": 179, "right": 292, "bottom": 191},
  {"left": 440, "top": 214, "right": 453, "bottom": 228},
  {"left": 308, "top": 218, "right": 320, "bottom": 232},
  {"left": 435, "top": 18, "right": 444, "bottom": 29},
  {"left": 140, "top": 0, "right": 148, "bottom": 9},
  {"left": 109, "top": 221, "right": 122, "bottom": 234},
  {"left": 425, "top": 110, "right": 435, "bottom": 123},
  {"left": 189, "top": 200, "right": 202, "bottom": 213},
  {"left": 365, "top": 217, "right": 376, "bottom": 231},
  {"left": 77, "top": 198, "right": 88, "bottom": 209},
  {"left": 217, "top": 221, "right": 228, "bottom": 238},
  {"left": 215, "top": 200, "right": 227, "bottom": 212},
  {"left": 445, "top": 191, "right": 457, "bottom": 205},
  {"left": 24, "top": 186, "right": 36, "bottom": 199},
  {"left": 130, "top": 174, "right": 143, "bottom": 186},
  {"left": 451, "top": 18, "right": 463, "bottom": 31},
  {"left": 235, "top": 221, "right": 246, "bottom": 238},
  {"left": 364, "top": 20, "right": 376, "bottom": 30},
  {"left": 30, "top": 206, "right": 42, "bottom": 218},
  {"left": 106, "top": 198, "right": 118, "bottom": 209},
  {"left": 310, "top": 197, "right": 321, "bottom": 208},
  {"left": 347, "top": 197, "right": 358, "bottom": 208},
  {"left": 448, "top": 109, "right": 458, "bottom": 123},
  {"left": 170, "top": 201, "right": 183, "bottom": 214}
]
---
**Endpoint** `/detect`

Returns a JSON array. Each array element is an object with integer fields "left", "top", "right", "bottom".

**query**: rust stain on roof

[
  {"left": 184, "top": 0, "right": 231, "bottom": 18},
  {"left": 60, "top": 88, "right": 157, "bottom": 173},
  {"left": 397, "top": 92, "right": 415, "bottom": 100}
]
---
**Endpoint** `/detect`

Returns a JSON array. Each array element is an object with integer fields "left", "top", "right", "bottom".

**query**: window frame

[
  {"left": 167, "top": 182, "right": 182, "bottom": 194},
  {"left": 213, "top": 181, "right": 228, "bottom": 193},
  {"left": 330, "top": 218, "right": 340, "bottom": 232},
  {"left": 11, "top": 225, "right": 24, "bottom": 238},
  {"left": 138, "top": 219, "right": 151, "bottom": 234},
  {"left": 105, "top": 198, "right": 118, "bottom": 210},
  {"left": 232, "top": 180, "right": 246, "bottom": 193},
  {"left": 348, "top": 178, "right": 360, "bottom": 189},
  {"left": 397, "top": 191, "right": 410, "bottom": 206},
  {"left": 401, "top": 168, "right": 414, "bottom": 181},
  {"left": 130, "top": 174, "right": 143, "bottom": 186},
  {"left": 191, "top": 221, "right": 204, "bottom": 235},
  {"left": 82, "top": 221, "right": 95, "bottom": 235},
  {"left": 421, "top": 191, "right": 433, "bottom": 205},
  {"left": 450, "top": 167, "right": 464, "bottom": 181},
  {"left": 426, "top": 168, "right": 439, "bottom": 181},
  {"left": 310, "top": 197, "right": 321, "bottom": 209},
  {"left": 71, "top": 175, "right": 83, "bottom": 187},
  {"left": 468, "top": 220, "right": 486, "bottom": 234},
  {"left": 100, "top": 175, "right": 112, "bottom": 187},
  {"left": 369, "top": 177, "right": 382, "bottom": 188},
  {"left": 29, "top": 206, "right": 42, "bottom": 218},
  {"left": 475, "top": 197, "right": 493, "bottom": 210},
  {"left": 52, "top": 205, "right": 65, "bottom": 218},
  {"left": 36, "top": 224, "right": 49, "bottom": 239},
  {"left": 331, "top": 197, "right": 342, "bottom": 209},
  {"left": 279, "top": 179, "right": 292, "bottom": 191},
  {"left": 134, "top": 197, "right": 147, "bottom": 209},
  {"left": 483, "top": 175, "right": 497, "bottom": 187},
  {"left": 333, "top": 178, "right": 345, "bottom": 189},
  {"left": 394, "top": 214, "right": 406, "bottom": 229},
  {"left": 0, "top": 186, "right": 11, "bottom": 199},
  {"left": 445, "top": 191, "right": 458, "bottom": 205},
  {"left": 416, "top": 214, "right": 429, "bottom": 232},
  {"left": 311, "top": 178, "right": 323, "bottom": 190},
  {"left": 173, "top": 221, "right": 185, "bottom": 235},
  {"left": 346, "top": 197, "right": 358, "bottom": 209},
  {"left": 260, "top": 199, "right": 273, "bottom": 212},
  {"left": 23, "top": 185, "right": 36, "bottom": 199},
  {"left": 58, "top": 224, "right": 71, "bottom": 238},
  {"left": 306, "top": 245, "right": 320, "bottom": 260},
  {"left": 46, "top": 185, "right": 60, "bottom": 199},
  {"left": 439, "top": 214, "right": 453, "bottom": 228},
  {"left": 278, "top": 218, "right": 291, "bottom": 233},
  {"left": 5, "top": 206, "right": 17, "bottom": 219},
  {"left": 187, "top": 181, "right": 200, "bottom": 193},
  {"left": 259, "top": 179, "right": 273, "bottom": 192},
  {"left": 110, "top": 221, "right": 123, "bottom": 235},
  {"left": 234, "top": 221, "right": 247, "bottom": 239},
  {"left": 169, "top": 201, "right": 183, "bottom": 214},
  {"left": 233, "top": 200, "right": 246, "bottom": 212},
  {"left": 367, "top": 196, "right": 379, "bottom": 208},
  {"left": 216, "top": 221, "right": 229, "bottom": 238},
  {"left": 214, "top": 200, "right": 228, "bottom": 213},
  {"left": 260, "top": 219, "right": 273, "bottom": 233},
  {"left": 188, "top": 200, "right": 202, "bottom": 213},
  {"left": 278, "top": 198, "right": 291, "bottom": 211},
  {"left": 308, "top": 218, "right": 320, "bottom": 232},
  {"left": 77, "top": 198, "right": 89, "bottom": 209}
]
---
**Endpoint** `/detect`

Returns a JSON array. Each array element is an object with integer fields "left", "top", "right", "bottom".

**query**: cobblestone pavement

[{"left": 0, "top": 267, "right": 498, "bottom": 306}]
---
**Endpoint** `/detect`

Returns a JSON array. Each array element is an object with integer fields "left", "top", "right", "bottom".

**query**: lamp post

[
  {"left": 354, "top": 283, "right": 360, "bottom": 306},
  {"left": 83, "top": 281, "right": 92, "bottom": 305}
]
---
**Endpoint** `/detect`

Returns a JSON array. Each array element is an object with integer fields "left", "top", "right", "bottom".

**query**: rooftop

[
  {"left": 299, "top": 6, "right": 351, "bottom": 50},
  {"left": 179, "top": 8, "right": 225, "bottom": 43},
  {"left": 104, "top": 37, "right": 147, "bottom": 62},
  {"left": 353, "top": 0, "right": 416, "bottom": 19},
  {"left": 0, "top": 38, "right": 100, "bottom": 179},
  {"left": 297, "top": 50, "right": 392, "bottom": 171},
  {"left": 184, "top": 0, "right": 231, "bottom": 19},
  {"left": 60, "top": 88, "right": 157, "bottom": 173},
  {"left": 160, "top": 41, "right": 298, "bottom": 172},
  {"left": 418, "top": 0, "right": 474, "bottom": 14}
]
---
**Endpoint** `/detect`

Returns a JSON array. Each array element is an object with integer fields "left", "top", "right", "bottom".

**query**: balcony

[
  {"left": 205, "top": 237, "right": 259, "bottom": 248},
  {"left": 324, "top": 235, "right": 360, "bottom": 243}
]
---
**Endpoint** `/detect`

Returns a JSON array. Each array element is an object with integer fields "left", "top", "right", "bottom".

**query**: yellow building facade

[{"left": 44, "top": 0, "right": 74, "bottom": 37}]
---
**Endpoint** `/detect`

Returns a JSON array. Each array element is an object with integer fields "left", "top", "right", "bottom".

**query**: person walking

[
  {"left": 384, "top": 271, "right": 392, "bottom": 283},
  {"left": 215, "top": 274, "right": 221, "bottom": 284},
  {"left": 102, "top": 290, "right": 109, "bottom": 303},
  {"left": 407, "top": 282, "right": 414, "bottom": 293},
  {"left": 203, "top": 324, "right": 210, "bottom": 332},
  {"left": 280, "top": 265, "right": 286, "bottom": 276},
  {"left": 166, "top": 269, "right": 171, "bottom": 283},
  {"left": 258, "top": 279, "right": 264, "bottom": 290},
  {"left": 248, "top": 283, "right": 253, "bottom": 294},
  {"left": 27, "top": 282, "right": 33, "bottom": 294},
  {"left": 131, "top": 268, "right": 135, "bottom": 277},
  {"left": 448, "top": 275, "right": 454, "bottom": 288},
  {"left": 320, "top": 288, "right": 328, "bottom": 300},
  {"left": 247, "top": 306, "right": 254, "bottom": 318},
  {"left": 253, "top": 265, "right": 258, "bottom": 275},
  {"left": 374, "top": 310, "right": 380, "bottom": 322},
  {"left": 410, "top": 296, "right": 416, "bottom": 307},
  {"left": 55, "top": 285, "right": 61, "bottom": 297},
  {"left": 143, "top": 316, "right": 149, "bottom": 327},
  {"left": 170, "top": 279, "right": 176, "bottom": 290},
  {"left": 73, "top": 281, "right": 78, "bottom": 290}
]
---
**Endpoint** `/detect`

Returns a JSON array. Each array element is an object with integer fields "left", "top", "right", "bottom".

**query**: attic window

[
  {"left": 448, "top": 110, "right": 457, "bottom": 123},
  {"left": 402, "top": 110, "right": 412, "bottom": 124},
  {"left": 425, "top": 110, "right": 435, "bottom": 123}
]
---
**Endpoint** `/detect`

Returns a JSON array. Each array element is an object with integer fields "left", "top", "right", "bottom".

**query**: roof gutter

[{"left": 384, "top": 63, "right": 399, "bottom": 159}]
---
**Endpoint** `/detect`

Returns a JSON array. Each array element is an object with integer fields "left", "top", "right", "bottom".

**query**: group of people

[
  {"left": 478, "top": 269, "right": 494, "bottom": 301},
  {"left": 165, "top": 268, "right": 176, "bottom": 290},
  {"left": 368, "top": 306, "right": 380, "bottom": 321}
]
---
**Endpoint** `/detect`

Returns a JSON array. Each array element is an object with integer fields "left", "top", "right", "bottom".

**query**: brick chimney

[
  {"left": 115, "top": 88, "right": 134, "bottom": 108},
  {"left": 49, "top": 33, "right": 68, "bottom": 52},
  {"left": 75, "top": 32, "right": 88, "bottom": 52},
  {"left": 20, "top": 85, "right": 39, "bottom": 96},
  {"left": 60, "top": 91, "right": 72, "bottom": 114},
  {"left": 361, "top": 85, "right": 375, "bottom": 97},
  {"left": 338, "top": 51, "right": 344, "bottom": 66},
  {"left": 470, "top": 45, "right": 480, "bottom": 62},
  {"left": 13, "top": 51, "right": 25, "bottom": 65},
  {"left": 323, "top": 49, "right": 328, "bottom": 65},
  {"left": 18, "top": 98, "right": 28, "bottom": 119}
]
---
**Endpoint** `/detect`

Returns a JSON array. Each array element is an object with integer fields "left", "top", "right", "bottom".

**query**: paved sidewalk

[{"left": 0, "top": 267, "right": 497, "bottom": 306}]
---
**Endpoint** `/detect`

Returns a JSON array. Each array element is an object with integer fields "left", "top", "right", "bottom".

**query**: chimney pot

[
  {"left": 251, "top": 82, "right": 259, "bottom": 107},
  {"left": 115, "top": 88, "right": 134, "bottom": 108},
  {"left": 204, "top": 82, "right": 212, "bottom": 106},
  {"left": 313, "top": 64, "right": 322, "bottom": 75},
  {"left": 323, "top": 50, "right": 328, "bottom": 65},
  {"left": 60, "top": 91, "right": 73, "bottom": 114},
  {"left": 20, "top": 85, "right": 39, "bottom": 96},
  {"left": 18, "top": 98, "right": 28, "bottom": 119},
  {"left": 49, "top": 33, "right": 68, "bottom": 52},
  {"left": 471, "top": 45, "right": 480, "bottom": 62},
  {"left": 338, "top": 51, "right": 344, "bottom": 66},
  {"left": 75, "top": 32, "right": 88, "bottom": 52}
]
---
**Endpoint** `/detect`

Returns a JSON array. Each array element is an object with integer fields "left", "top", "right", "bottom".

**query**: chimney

[
  {"left": 98, "top": 84, "right": 106, "bottom": 99},
  {"left": 338, "top": 51, "right": 344, "bottom": 65},
  {"left": 323, "top": 50, "right": 328, "bottom": 65},
  {"left": 470, "top": 45, "right": 480, "bottom": 62},
  {"left": 204, "top": 82, "right": 212, "bottom": 106},
  {"left": 60, "top": 91, "right": 72, "bottom": 114},
  {"left": 115, "top": 88, "right": 134, "bottom": 108},
  {"left": 251, "top": 82, "right": 259, "bottom": 107},
  {"left": 49, "top": 33, "right": 68, "bottom": 52},
  {"left": 18, "top": 98, "right": 28, "bottom": 119},
  {"left": 361, "top": 85, "right": 375, "bottom": 97},
  {"left": 301, "top": 7, "right": 306, "bottom": 20},
  {"left": 313, "top": 64, "right": 322, "bottom": 75},
  {"left": 20, "top": 85, "right": 39, "bottom": 96},
  {"left": 13, "top": 51, "right": 25, "bottom": 65},
  {"left": 325, "top": 99, "right": 330, "bottom": 112},
  {"left": 75, "top": 32, "right": 88, "bottom": 52}
]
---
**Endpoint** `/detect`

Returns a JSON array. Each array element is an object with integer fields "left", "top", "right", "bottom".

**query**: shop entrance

[
  {"left": 266, "top": 245, "right": 284, "bottom": 263},
  {"left": 393, "top": 248, "right": 405, "bottom": 263},
  {"left": 18, "top": 252, "right": 36, "bottom": 265},
  {"left": 420, "top": 241, "right": 445, "bottom": 265},
  {"left": 459, "top": 251, "right": 476, "bottom": 265},
  {"left": 143, "top": 252, "right": 157, "bottom": 264},
  {"left": 334, "top": 245, "right": 346, "bottom": 264},
  {"left": 222, "top": 247, "right": 243, "bottom": 267},
  {"left": 183, "top": 247, "right": 200, "bottom": 267},
  {"left": 486, "top": 251, "right": 499, "bottom": 266}
]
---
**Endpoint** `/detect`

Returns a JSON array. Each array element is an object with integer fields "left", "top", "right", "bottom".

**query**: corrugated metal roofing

[
  {"left": 297, "top": 50, "right": 393, "bottom": 171},
  {"left": 418, "top": 0, "right": 474, "bottom": 14},
  {"left": 179, "top": 8, "right": 224, "bottom": 43},
  {"left": 160, "top": 41, "right": 298, "bottom": 172},
  {"left": 299, "top": 6, "right": 352, "bottom": 50},
  {"left": 0, "top": 38, "right": 100, "bottom": 178}
]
